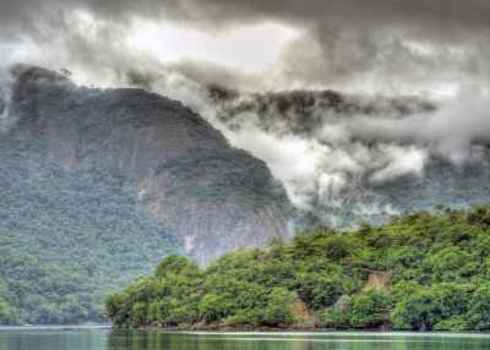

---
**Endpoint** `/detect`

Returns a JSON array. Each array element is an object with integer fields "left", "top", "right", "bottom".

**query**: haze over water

[{"left": 2, "top": 328, "right": 490, "bottom": 350}]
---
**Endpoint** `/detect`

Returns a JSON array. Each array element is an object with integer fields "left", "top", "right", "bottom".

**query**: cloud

[
  {"left": 0, "top": 68, "right": 16, "bottom": 134},
  {"left": 198, "top": 83, "right": 490, "bottom": 226},
  {"left": 1, "top": 0, "right": 490, "bottom": 92},
  {"left": 1, "top": 0, "right": 490, "bottom": 227},
  {"left": 334, "top": 92, "right": 490, "bottom": 164}
]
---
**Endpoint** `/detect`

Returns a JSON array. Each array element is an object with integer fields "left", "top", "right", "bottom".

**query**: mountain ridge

[
  {"left": 0, "top": 65, "right": 293, "bottom": 324},
  {"left": 6, "top": 65, "right": 293, "bottom": 264}
]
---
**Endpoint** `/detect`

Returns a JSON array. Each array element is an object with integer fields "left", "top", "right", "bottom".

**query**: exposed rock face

[{"left": 5, "top": 66, "right": 293, "bottom": 264}]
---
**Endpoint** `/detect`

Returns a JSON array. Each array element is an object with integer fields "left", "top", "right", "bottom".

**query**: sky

[
  {"left": 1, "top": 0, "right": 490, "bottom": 94},
  {"left": 2, "top": 0, "right": 490, "bottom": 224}
]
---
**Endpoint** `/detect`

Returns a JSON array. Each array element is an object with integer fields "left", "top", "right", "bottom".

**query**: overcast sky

[{"left": 1, "top": 0, "right": 490, "bottom": 95}]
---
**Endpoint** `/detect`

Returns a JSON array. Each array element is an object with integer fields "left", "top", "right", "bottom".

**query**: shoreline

[
  {"left": 0, "top": 325, "right": 112, "bottom": 331},
  {"left": 1, "top": 325, "right": 490, "bottom": 338},
  {"left": 128, "top": 325, "right": 490, "bottom": 335}
]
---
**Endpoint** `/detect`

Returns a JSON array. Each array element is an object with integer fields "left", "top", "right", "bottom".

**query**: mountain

[{"left": 0, "top": 65, "right": 292, "bottom": 324}]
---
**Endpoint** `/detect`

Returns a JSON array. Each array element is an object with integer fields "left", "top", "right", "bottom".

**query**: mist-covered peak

[
  {"left": 3, "top": 64, "right": 293, "bottom": 263},
  {"left": 11, "top": 64, "right": 74, "bottom": 89},
  {"left": 188, "top": 82, "right": 490, "bottom": 229},
  {"left": 0, "top": 63, "right": 295, "bottom": 323},
  {"left": 207, "top": 85, "right": 437, "bottom": 137}
]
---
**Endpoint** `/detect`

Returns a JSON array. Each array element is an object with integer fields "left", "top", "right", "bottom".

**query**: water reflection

[
  {"left": 107, "top": 330, "right": 490, "bottom": 350},
  {"left": 2, "top": 328, "right": 490, "bottom": 350}
]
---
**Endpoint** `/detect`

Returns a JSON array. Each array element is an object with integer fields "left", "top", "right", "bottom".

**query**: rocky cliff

[{"left": 4, "top": 65, "right": 293, "bottom": 264}]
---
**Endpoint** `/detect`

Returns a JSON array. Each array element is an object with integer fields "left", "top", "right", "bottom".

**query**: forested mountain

[
  {"left": 0, "top": 66, "right": 292, "bottom": 324},
  {"left": 107, "top": 206, "right": 490, "bottom": 331},
  {"left": 2, "top": 65, "right": 489, "bottom": 326},
  {"left": 0, "top": 144, "right": 180, "bottom": 324}
]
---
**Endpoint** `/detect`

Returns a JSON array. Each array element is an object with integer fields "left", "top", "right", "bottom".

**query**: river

[{"left": 1, "top": 327, "right": 490, "bottom": 349}]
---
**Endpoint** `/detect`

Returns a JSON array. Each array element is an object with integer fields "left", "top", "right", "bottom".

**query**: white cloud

[{"left": 128, "top": 20, "right": 300, "bottom": 74}]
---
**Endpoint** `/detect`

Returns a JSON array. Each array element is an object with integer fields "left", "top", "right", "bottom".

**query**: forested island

[{"left": 107, "top": 206, "right": 490, "bottom": 331}]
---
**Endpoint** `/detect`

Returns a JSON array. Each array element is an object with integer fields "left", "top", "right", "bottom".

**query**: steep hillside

[
  {"left": 7, "top": 65, "right": 292, "bottom": 263},
  {"left": 0, "top": 142, "right": 180, "bottom": 324},
  {"left": 0, "top": 65, "right": 292, "bottom": 323}
]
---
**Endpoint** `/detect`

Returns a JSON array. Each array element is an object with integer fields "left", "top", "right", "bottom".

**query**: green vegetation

[
  {"left": 0, "top": 280, "right": 16, "bottom": 325},
  {"left": 0, "top": 143, "right": 181, "bottom": 325},
  {"left": 107, "top": 206, "right": 490, "bottom": 331},
  {"left": 155, "top": 147, "right": 290, "bottom": 209}
]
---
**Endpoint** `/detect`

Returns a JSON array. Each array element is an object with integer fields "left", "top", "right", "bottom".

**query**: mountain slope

[
  {"left": 8, "top": 65, "right": 292, "bottom": 263},
  {"left": 0, "top": 65, "right": 292, "bottom": 324}
]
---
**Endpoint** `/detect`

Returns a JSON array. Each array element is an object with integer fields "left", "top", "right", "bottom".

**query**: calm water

[{"left": 1, "top": 327, "right": 490, "bottom": 350}]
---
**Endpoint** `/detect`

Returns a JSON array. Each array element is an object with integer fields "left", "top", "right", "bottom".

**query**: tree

[
  {"left": 466, "top": 283, "right": 490, "bottom": 330},
  {"left": 155, "top": 256, "right": 199, "bottom": 278},
  {"left": 296, "top": 272, "right": 344, "bottom": 310},
  {"left": 262, "top": 288, "right": 297, "bottom": 327},
  {"left": 0, "top": 300, "right": 16, "bottom": 325},
  {"left": 320, "top": 295, "right": 352, "bottom": 329},
  {"left": 349, "top": 290, "right": 392, "bottom": 329},
  {"left": 391, "top": 284, "right": 468, "bottom": 331},
  {"left": 199, "top": 293, "right": 232, "bottom": 323}
]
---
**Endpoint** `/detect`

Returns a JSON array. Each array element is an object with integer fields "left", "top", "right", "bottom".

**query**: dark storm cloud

[
  {"left": 2, "top": 0, "right": 490, "bottom": 86},
  {"left": 181, "top": 0, "right": 490, "bottom": 84},
  {"left": 3, "top": 0, "right": 490, "bottom": 43}
]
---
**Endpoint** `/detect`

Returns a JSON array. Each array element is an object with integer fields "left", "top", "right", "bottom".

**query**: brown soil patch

[{"left": 364, "top": 271, "right": 391, "bottom": 291}]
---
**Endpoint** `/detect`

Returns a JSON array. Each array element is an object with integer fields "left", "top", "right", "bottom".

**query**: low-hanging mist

[
  {"left": 208, "top": 88, "right": 490, "bottom": 227},
  {"left": 129, "top": 72, "right": 490, "bottom": 228}
]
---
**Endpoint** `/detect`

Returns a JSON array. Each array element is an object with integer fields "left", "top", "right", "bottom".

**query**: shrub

[
  {"left": 349, "top": 290, "right": 392, "bottom": 329},
  {"left": 199, "top": 293, "right": 232, "bottom": 323},
  {"left": 262, "top": 288, "right": 297, "bottom": 326},
  {"left": 466, "top": 283, "right": 490, "bottom": 330}
]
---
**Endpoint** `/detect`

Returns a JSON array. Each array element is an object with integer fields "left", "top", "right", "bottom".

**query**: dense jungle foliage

[
  {"left": 107, "top": 206, "right": 490, "bottom": 331},
  {"left": 0, "top": 143, "right": 181, "bottom": 325}
]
